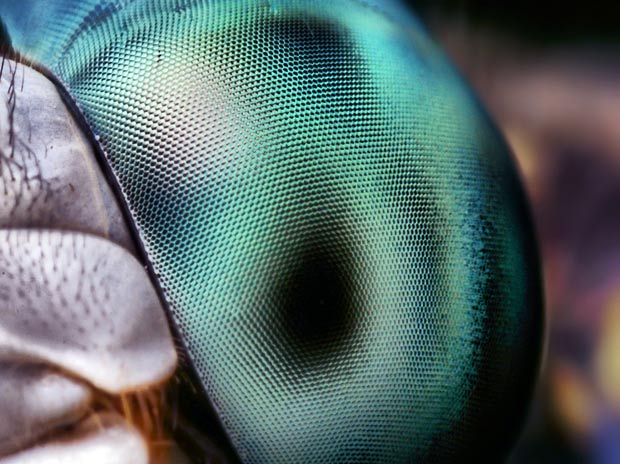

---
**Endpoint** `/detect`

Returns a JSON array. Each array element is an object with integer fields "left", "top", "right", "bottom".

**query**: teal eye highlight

[{"left": 1, "top": 1, "right": 543, "bottom": 462}]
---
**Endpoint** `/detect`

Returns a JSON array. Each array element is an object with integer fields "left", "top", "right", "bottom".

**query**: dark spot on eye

[
  {"left": 269, "top": 222, "right": 362, "bottom": 378},
  {"left": 281, "top": 249, "right": 351, "bottom": 354}
]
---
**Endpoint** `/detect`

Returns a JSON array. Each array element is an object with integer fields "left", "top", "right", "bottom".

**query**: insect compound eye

[{"left": 1, "top": 0, "right": 543, "bottom": 462}]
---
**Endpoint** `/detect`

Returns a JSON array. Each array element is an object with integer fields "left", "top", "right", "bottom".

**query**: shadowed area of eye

[{"left": 0, "top": 20, "right": 11, "bottom": 56}]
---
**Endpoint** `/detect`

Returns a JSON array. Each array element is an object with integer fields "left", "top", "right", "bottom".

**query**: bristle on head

[{"left": 92, "top": 386, "right": 176, "bottom": 464}]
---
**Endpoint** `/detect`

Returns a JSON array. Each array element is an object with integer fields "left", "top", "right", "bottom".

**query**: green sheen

[{"left": 0, "top": 1, "right": 542, "bottom": 462}]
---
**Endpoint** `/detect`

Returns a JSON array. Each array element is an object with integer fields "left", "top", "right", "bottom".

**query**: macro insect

[{"left": 0, "top": 0, "right": 542, "bottom": 463}]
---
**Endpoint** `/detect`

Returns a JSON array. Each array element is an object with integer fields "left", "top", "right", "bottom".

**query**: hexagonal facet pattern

[{"left": 0, "top": 1, "right": 542, "bottom": 462}]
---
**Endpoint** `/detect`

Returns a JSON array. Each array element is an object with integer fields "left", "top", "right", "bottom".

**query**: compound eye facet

[{"left": 0, "top": 1, "right": 543, "bottom": 462}]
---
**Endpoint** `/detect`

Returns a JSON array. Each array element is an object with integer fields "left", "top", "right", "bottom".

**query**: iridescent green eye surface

[{"left": 1, "top": 1, "right": 542, "bottom": 462}]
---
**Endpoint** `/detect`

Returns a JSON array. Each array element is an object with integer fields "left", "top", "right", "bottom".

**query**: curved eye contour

[{"left": 1, "top": 1, "right": 543, "bottom": 462}]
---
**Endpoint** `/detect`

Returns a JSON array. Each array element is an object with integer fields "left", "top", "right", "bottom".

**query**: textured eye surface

[{"left": 1, "top": 0, "right": 542, "bottom": 462}]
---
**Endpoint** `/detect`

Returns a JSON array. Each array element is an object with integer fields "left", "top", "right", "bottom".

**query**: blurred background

[{"left": 410, "top": 2, "right": 620, "bottom": 462}]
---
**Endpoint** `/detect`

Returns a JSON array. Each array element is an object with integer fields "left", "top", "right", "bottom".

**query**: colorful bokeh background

[{"left": 411, "top": 2, "right": 620, "bottom": 462}]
